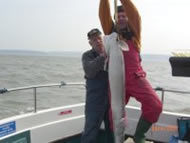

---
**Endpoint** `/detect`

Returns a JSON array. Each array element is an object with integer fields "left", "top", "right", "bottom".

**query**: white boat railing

[
  {"left": 0, "top": 82, "right": 190, "bottom": 113},
  {"left": 154, "top": 87, "right": 190, "bottom": 104},
  {"left": 0, "top": 81, "right": 85, "bottom": 113}
]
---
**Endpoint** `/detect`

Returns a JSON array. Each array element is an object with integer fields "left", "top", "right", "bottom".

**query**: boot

[{"left": 133, "top": 116, "right": 152, "bottom": 143}]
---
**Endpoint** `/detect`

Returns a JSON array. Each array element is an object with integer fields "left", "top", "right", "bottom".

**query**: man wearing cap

[
  {"left": 99, "top": 0, "right": 163, "bottom": 143},
  {"left": 81, "top": 28, "right": 114, "bottom": 143}
]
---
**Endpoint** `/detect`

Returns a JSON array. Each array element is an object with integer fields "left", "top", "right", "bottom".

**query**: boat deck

[
  {"left": 125, "top": 138, "right": 153, "bottom": 143},
  {"left": 51, "top": 132, "right": 159, "bottom": 143}
]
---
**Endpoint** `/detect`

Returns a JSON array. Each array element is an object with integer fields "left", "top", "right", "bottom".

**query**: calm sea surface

[{"left": 0, "top": 54, "right": 190, "bottom": 119}]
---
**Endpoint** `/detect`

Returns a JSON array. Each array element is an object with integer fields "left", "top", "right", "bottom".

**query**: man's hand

[{"left": 100, "top": 51, "right": 107, "bottom": 59}]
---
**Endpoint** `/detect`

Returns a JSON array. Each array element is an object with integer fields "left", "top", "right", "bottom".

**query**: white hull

[{"left": 0, "top": 103, "right": 189, "bottom": 143}]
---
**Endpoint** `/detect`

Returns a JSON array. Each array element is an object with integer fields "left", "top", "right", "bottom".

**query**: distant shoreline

[
  {"left": 0, "top": 49, "right": 170, "bottom": 61},
  {"left": 0, "top": 50, "right": 82, "bottom": 57}
]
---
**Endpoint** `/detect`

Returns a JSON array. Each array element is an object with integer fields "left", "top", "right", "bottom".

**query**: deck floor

[
  {"left": 125, "top": 138, "right": 154, "bottom": 143},
  {"left": 52, "top": 133, "right": 155, "bottom": 143}
]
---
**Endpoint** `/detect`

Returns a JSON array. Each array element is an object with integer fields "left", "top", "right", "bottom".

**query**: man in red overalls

[{"left": 99, "top": 0, "right": 163, "bottom": 142}]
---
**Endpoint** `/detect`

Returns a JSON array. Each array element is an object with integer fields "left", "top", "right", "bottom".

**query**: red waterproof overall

[{"left": 123, "top": 40, "right": 162, "bottom": 123}]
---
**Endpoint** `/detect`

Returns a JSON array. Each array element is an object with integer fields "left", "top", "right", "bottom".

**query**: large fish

[{"left": 104, "top": 32, "right": 129, "bottom": 143}]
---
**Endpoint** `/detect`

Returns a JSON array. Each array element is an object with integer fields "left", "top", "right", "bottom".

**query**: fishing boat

[
  {"left": 0, "top": 80, "right": 190, "bottom": 143},
  {"left": 0, "top": 56, "right": 190, "bottom": 143}
]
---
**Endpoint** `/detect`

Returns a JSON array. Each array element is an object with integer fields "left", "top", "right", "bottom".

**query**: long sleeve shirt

[
  {"left": 99, "top": 0, "right": 142, "bottom": 52},
  {"left": 82, "top": 49, "right": 106, "bottom": 79}
]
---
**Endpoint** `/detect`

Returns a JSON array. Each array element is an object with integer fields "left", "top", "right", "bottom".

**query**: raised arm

[
  {"left": 120, "top": 0, "right": 142, "bottom": 50},
  {"left": 99, "top": 0, "right": 114, "bottom": 35}
]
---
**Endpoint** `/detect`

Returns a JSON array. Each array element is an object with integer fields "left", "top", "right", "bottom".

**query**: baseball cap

[{"left": 87, "top": 28, "right": 102, "bottom": 39}]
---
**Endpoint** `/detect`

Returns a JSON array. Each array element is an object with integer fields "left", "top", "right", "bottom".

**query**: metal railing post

[
  {"left": 34, "top": 88, "right": 37, "bottom": 113},
  {"left": 154, "top": 87, "right": 165, "bottom": 104},
  {"left": 161, "top": 90, "right": 164, "bottom": 104}
]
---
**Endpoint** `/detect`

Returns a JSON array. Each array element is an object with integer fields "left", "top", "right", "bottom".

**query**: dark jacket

[
  {"left": 82, "top": 49, "right": 106, "bottom": 79},
  {"left": 82, "top": 49, "right": 108, "bottom": 108}
]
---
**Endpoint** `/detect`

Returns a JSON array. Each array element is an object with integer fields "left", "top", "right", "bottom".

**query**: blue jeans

[
  {"left": 81, "top": 78, "right": 114, "bottom": 143},
  {"left": 81, "top": 104, "right": 113, "bottom": 143}
]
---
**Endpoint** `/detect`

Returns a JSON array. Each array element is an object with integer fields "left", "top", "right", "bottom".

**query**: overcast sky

[{"left": 0, "top": 0, "right": 190, "bottom": 54}]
